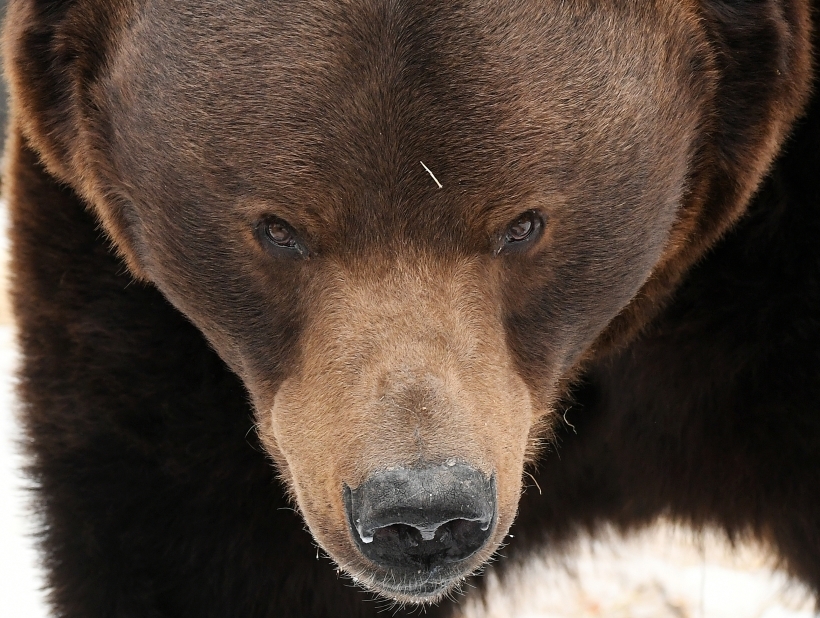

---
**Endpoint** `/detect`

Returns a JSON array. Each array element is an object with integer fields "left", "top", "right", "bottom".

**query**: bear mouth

[
  {"left": 358, "top": 567, "right": 466, "bottom": 601},
  {"left": 344, "top": 528, "right": 486, "bottom": 602}
]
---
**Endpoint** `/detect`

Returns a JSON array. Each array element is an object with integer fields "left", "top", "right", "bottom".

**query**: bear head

[{"left": 4, "top": 0, "right": 812, "bottom": 603}]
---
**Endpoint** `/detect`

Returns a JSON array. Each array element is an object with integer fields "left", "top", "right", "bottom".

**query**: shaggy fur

[{"left": 2, "top": 0, "right": 818, "bottom": 615}]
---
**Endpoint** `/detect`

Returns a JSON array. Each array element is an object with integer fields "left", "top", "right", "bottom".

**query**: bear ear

[
  {"left": 3, "top": 0, "right": 149, "bottom": 279},
  {"left": 697, "top": 0, "right": 813, "bottom": 231},
  {"left": 3, "top": 0, "right": 129, "bottom": 184}
]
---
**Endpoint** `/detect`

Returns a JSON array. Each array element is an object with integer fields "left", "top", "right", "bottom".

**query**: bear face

[
  {"left": 4, "top": 0, "right": 813, "bottom": 605},
  {"left": 94, "top": 2, "right": 706, "bottom": 599}
]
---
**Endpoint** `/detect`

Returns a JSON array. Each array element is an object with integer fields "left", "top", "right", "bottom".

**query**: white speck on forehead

[{"left": 420, "top": 161, "right": 443, "bottom": 189}]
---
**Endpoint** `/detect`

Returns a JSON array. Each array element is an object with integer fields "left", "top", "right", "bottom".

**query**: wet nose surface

[{"left": 344, "top": 463, "right": 496, "bottom": 570}]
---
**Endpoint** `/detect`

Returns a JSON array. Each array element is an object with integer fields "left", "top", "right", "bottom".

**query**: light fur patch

[{"left": 258, "top": 253, "right": 553, "bottom": 597}]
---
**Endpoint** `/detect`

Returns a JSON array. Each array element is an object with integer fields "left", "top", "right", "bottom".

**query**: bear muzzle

[{"left": 343, "top": 462, "right": 496, "bottom": 596}]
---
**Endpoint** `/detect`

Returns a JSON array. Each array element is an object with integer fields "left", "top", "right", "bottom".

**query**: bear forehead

[{"left": 102, "top": 0, "right": 706, "bottom": 236}]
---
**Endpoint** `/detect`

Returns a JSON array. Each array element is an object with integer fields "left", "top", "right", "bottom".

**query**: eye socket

[
  {"left": 256, "top": 217, "right": 309, "bottom": 258},
  {"left": 498, "top": 210, "right": 544, "bottom": 254}
]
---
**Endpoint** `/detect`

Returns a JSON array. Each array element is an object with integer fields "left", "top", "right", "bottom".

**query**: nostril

[
  {"left": 344, "top": 462, "right": 496, "bottom": 572},
  {"left": 365, "top": 518, "right": 491, "bottom": 568},
  {"left": 357, "top": 513, "right": 490, "bottom": 545}
]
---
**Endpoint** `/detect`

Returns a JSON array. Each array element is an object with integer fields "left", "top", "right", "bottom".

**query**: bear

[{"left": 2, "top": 0, "right": 819, "bottom": 616}]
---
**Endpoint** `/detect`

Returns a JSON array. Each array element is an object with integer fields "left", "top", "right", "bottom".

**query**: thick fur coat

[{"left": 3, "top": 0, "right": 819, "bottom": 615}]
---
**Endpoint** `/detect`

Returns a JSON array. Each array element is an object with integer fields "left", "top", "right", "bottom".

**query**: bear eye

[
  {"left": 498, "top": 210, "right": 544, "bottom": 254},
  {"left": 256, "top": 217, "right": 309, "bottom": 258},
  {"left": 266, "top": 222, "right": 295, "bottom": 247}
]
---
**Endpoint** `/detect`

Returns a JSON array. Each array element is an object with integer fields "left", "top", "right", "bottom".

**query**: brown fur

[
  {"left": 257, "top": 254, "right": 538, "bottom": 594},
  {"left": 3, "top": 0, "right": 816, "bottom": 612}
]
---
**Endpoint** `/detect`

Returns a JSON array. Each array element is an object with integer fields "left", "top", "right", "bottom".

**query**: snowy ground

[
  {"left": 0, "top": 201, "right": 48, "bottom": 616},
  {"left": 0, "top": 203, "right": 817, "bottom": 616}
]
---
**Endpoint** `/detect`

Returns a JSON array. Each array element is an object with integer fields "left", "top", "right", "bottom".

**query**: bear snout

[{"left": 343, "top": 463, "right": 496, "bottom": 592}]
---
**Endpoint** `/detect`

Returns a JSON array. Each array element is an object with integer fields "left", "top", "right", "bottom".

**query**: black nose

[{"left": 344, "top": 462, "right": 496, "bottom": 571}]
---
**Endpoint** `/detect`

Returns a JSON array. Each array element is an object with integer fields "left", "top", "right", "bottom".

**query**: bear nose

[{"left": 343, "top": 462, "right": 496, "bottom": 571}]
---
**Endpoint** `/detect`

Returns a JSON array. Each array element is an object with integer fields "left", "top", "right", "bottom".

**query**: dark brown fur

[{"left": 2, "top": 0, "right": 818, "bottom": 615}]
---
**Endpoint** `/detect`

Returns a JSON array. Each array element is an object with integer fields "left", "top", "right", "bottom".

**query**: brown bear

[{"left": 3, "top": 0, "right": 818, "bottom": 616}]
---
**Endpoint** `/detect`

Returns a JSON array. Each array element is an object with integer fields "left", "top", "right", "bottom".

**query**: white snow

[{"left": 0, "top": 324, "right": 48, "bottom": 617}]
